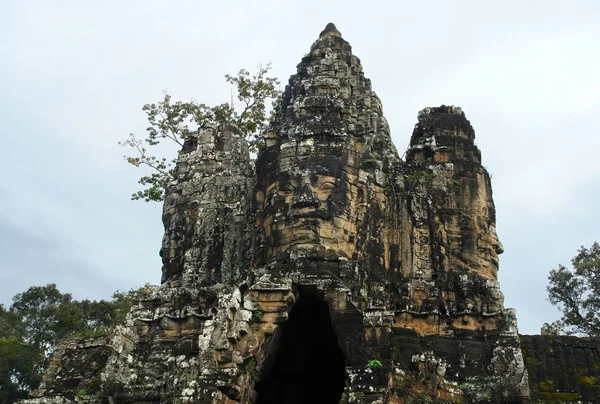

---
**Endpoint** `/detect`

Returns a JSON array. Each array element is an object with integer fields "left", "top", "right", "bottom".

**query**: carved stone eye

[
  {"left": 278, "top": 182, "right": 295, "bottom": 194},
  {"left": 319, "top": 181, "right": 336, "bottom": 192}
]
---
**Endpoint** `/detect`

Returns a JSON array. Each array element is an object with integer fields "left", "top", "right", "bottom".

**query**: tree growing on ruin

[
  {"left": 547, "top": 241, "right": 600, "bottom": 336},
  {"left": 119, "top": 64, "right": 280, "bottom": 202}
]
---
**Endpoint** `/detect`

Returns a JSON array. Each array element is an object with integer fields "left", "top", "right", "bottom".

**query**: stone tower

[{"left": 22, "top": 23, "right": 529, "bottom": 404}]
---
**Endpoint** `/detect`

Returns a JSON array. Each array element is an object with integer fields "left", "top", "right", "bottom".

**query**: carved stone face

[
  {"left": 466, "top": 178, "right": 504, "bottom": 280},
  {"left": 258, "top": 155, "right": 361, "bottom": 259},
  {"left": 485, "top": 224, "right": 504, "bottom": 278},
  {"left": 267, "top": 173, "right": 339, "bottom": 243}
]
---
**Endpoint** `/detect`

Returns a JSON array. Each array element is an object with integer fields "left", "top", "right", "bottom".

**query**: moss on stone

[
  {"left": 537, "top": 380, "right": 554, "bottom": 391},
  {"left": 538, "top": 391, "right": 580, "bottom": 401},
  {"left": 579, "top": 375, "right": 599, "bottom": 386},
  {"left": 525, "top": 356, "right": 542, "bottom": 366}
]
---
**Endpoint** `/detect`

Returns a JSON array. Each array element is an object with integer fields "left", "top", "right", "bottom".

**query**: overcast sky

[{"left": 1, "top": 1, "right": 598, "bottom": 335}]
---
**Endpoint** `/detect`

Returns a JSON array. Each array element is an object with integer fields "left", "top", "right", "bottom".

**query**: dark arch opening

[{"left": 255, "top": 288, "right": 347, "bottom": 404}]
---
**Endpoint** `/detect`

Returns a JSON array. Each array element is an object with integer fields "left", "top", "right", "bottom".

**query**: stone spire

[
  {"left": 266, "top": 22, "right": 397, "bottom": 162},
  {"left": 407, "top": 105, "right": 481, "bottom": 165},
  {"left": 255, "top": 22, "right": 399, "bottom": 268},
  {"left": 160, "top": 124, "right": 253, "bottom": 286},
  {"left": 406, "top": 105, "right": 503, "bottom": 282},
  {"left": 319, "top": 22, "right": 342, "bottom": 38}
]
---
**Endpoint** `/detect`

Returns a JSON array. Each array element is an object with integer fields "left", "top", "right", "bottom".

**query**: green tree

[
  {"left": 0, "top": 337, "right": 39, "bottom": 404},
  {"left": 120, "top": 64, "right": 280, "bottom": 202},
  {"left": 0, "top": 296, "right": 53, "bottom": 403},
  {"left": 9, "top": 284, "right": 87, "bottom": 356},
  {"left": 7, "top": 283, "right": 158, "bottom": 359},
  {"left": 0, "top": 305, "right": 38, "bottom": 404},
  {"left": 547, "top": 242, "right": 600, "bottom": 336}
]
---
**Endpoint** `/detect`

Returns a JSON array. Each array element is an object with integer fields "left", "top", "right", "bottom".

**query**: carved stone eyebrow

[{"left": 318, "top": 180, "right": 336, "bottom": 189}]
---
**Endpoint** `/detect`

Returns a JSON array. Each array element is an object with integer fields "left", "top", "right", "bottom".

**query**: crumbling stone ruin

[{"left": 23, "top": 23, "right": 541, "bottom": 403}]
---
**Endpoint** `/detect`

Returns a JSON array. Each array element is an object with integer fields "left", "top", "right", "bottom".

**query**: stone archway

[{"left": 254, "top": 288, "right": 347, "bottom": 404}]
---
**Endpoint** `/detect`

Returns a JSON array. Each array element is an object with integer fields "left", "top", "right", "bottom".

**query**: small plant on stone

[
  {"left": 411, "top": 394, "right": 433, "bottom": 404},
  {"left": 365, "top": 359, "right": 383, "bottom": 369},
  {"left": 253, "top": 310, "right": 263, "bottom": 320},
  {"left": 76, "top": 389, "right": 88, "bottom": 398},
  {"left": 243, "top": 357, "right": 256, "bottom": 375}
]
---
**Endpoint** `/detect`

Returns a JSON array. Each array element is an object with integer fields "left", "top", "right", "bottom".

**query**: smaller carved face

[
  {"left": 457, "top": 174, "right": 504, "bottom": 280},
  {"left": 487, "top": 225, "right": 504, "bottom": 275}
]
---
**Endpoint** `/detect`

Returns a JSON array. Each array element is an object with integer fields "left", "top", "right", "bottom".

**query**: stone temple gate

[{"left": 24, "top": 23, "right": 531, "bottom": 403}]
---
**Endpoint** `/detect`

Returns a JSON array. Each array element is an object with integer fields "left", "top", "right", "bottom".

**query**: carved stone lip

[{"left": 289, "top": 209, "right": 330, "bottom": 220}]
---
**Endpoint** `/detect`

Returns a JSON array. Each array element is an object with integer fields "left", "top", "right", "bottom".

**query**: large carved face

[{"left": 258, "top": 155, "right": 359, "bottom": 259}]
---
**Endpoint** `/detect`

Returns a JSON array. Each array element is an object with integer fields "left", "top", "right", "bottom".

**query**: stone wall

[
  {"left": 521, "top": 335, "right": 600, "bottom": 402},
  {"left": 24, "top": 337, "right": 109, "bottom": 403}
]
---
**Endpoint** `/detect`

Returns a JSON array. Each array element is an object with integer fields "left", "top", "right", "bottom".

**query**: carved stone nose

[
  {"left": 292, "top": 184, "right": 320, "bottom": 208},
  {"left": 494, "top": 240, "right": 504, "bottom": 255}
]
